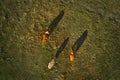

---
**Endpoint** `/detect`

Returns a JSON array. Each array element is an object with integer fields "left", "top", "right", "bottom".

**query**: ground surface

[{"left": 0, "top": 0, "right": 120, "bottom": 80}]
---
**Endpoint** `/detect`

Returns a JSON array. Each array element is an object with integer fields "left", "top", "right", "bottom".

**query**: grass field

[{"left": 0, "top": 0, "right": 120, "bottom": 80}]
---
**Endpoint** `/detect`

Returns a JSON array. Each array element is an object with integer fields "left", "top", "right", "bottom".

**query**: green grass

[{"left": 0, "top": 0, "right": 120, "bottom": 80}]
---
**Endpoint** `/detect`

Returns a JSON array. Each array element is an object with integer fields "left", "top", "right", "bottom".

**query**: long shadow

[
  {"left": 48, "top": 10, "right": 64, "bottom": 34},
  {"left": 72, "top": 30, "right": 88, "bottom": 53},
  {"left": 55, "top": 37, "right": 69, "bottom": 59}
]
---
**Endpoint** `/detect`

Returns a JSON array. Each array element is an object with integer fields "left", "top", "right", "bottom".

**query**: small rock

[
  {"left": 69, "top": 0, "right": 74, "bottom": 3},
  {"left": 108, "top": 12, "right": 120, "bottom": 23},
  {"left": 85, "top": 6, "right": 95, "bottom": 13},
  {"left": 97, "top": 8, "right": 105, "bottom": 17}
]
